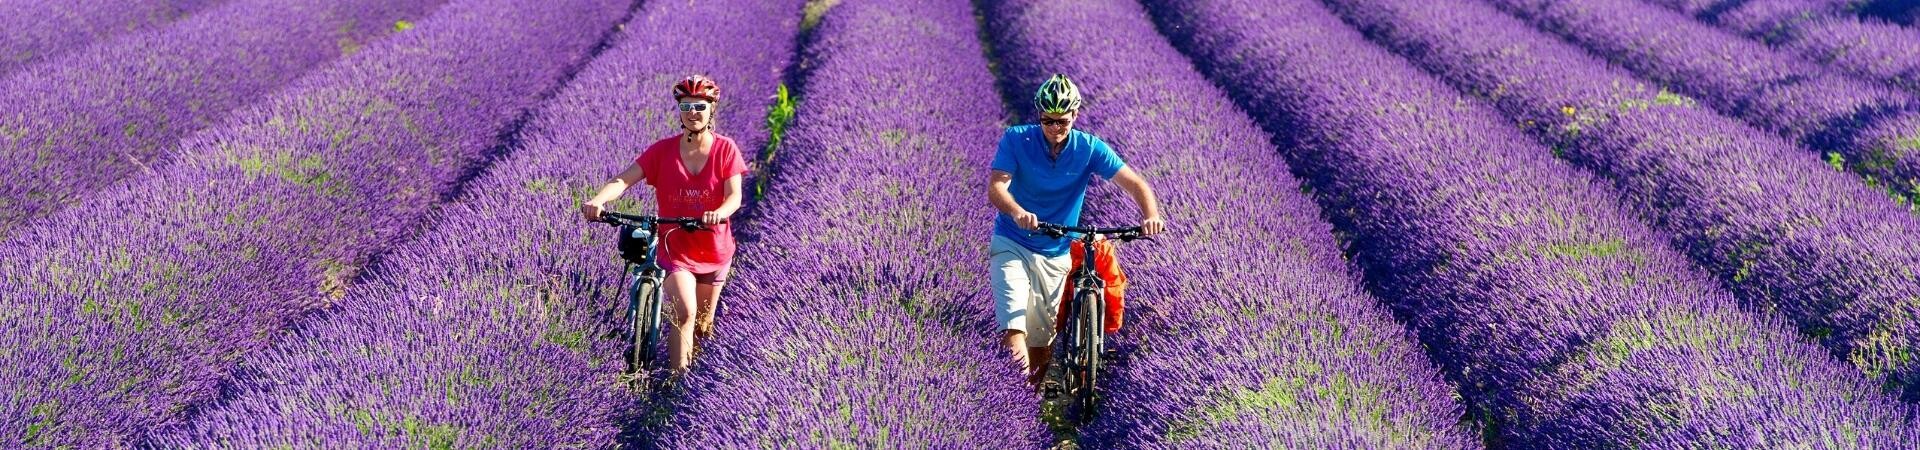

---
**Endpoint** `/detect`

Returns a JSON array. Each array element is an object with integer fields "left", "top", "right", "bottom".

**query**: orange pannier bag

[{"left": 1054, "top": 239, "right": 1128, "bottom": 335}]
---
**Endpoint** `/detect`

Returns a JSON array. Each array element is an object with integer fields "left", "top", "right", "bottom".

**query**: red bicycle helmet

[{"left": 673, "top": 75, "right": 720, "bottom": 102}]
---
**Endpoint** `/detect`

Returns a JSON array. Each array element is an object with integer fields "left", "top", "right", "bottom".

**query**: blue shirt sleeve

[
  {"left": 1089, "top": 135, "right": 1125, "bottom": 179},
  {"left": 991, "top": 128, "right": 1020, "bottom": 175}
]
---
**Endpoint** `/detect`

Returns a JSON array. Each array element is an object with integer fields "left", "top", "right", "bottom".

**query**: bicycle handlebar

[
  {"left": 1036, "top": 222, "right": 1146, "bottom": 241},
  {"left": 598, "top": 211, "right": 726, "bottom": 230}
]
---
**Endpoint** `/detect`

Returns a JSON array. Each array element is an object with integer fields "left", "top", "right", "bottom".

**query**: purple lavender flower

[
  {"left": 0, "top": 0, "right": 634, "bottom": 446},
  {"left": 1148, "top": 0, "right": 1917, "bottom": 445},
  {"left": 980, "top": 0, "right": 1475, "bottom": 447},
  {"left": 0, "top": 0, "right": 449, "bottom": 237}
]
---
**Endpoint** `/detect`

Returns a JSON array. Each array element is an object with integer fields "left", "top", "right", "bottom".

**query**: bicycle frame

[
  {"left": 1037, "top": 222, "right": 1142, "bottom": 424},
  {"left": 600, "top": 212, "right": 710, "bottom": 375}
]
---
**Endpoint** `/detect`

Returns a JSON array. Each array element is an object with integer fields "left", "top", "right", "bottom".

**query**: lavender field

[{"left": 3, "top": 0, "right": 1918, "bottom": 448}]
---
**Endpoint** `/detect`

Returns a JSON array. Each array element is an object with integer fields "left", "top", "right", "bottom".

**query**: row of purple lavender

[
  {"left": 1667, "top": 0, "right": 1920, "bottom": 99},
  {"left": 0, "top": 0, "right": 449, "bottom": 236},
  {"left": 0, "top": 0, "right": 635, "bottom": 445},
  {"left": 1147, "top": 0, "right": 1916, "bottom": 446},
  {"left": 1325, "top": 0, "right": 1920, "bottom": 402},
  {"left": 1487, "top": 0, "right": 1920, "bottom": 208},
  {"left": 0, "top": 0, "right": 222, "bottom": 78},
  {"left": 144, "top": 0, "right": 804, "bottom": 444}
]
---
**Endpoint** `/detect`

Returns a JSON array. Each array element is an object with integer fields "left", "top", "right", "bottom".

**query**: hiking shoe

[{"left": 1040, "top": 379, "right": 1065, "bottom": 400}]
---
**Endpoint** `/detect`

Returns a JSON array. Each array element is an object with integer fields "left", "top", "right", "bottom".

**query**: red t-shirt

[{"left": 636, "top": 134, "right": 746, "bottom": 273}]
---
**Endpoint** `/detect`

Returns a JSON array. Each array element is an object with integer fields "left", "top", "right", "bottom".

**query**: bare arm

[
  {"left": 704, "top": 173, "right": 744, "bottom": 225},
  {"left": 580, "top": 163, "right": 645, "bottom": 221},
  {"left": 1110, "top": 166, "right": 1165, "bottom": 235},
  {"left": 988, "top": 170, "right": 1038, "bottom": 230}
]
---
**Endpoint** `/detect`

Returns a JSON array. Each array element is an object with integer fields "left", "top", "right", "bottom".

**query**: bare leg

[
  {"left": 1006, "top": 330, "right": 1036, "bottom": 373},
  {"left": 1028, "top": 345, "right": 1052, "bottom": 387},
  {"left": 694, "top": 265, "right": 730, "bottom": 339},
  {"left": 665, "top": 271, "right": 699, "bottom": 372},
  {"left": 1003, "top": 330, "right": 1032, "bottom": 385}
]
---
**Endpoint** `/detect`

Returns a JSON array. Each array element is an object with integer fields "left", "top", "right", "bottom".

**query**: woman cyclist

[{"left": 581, "top": 74, "right": 747, "bottom": 374}]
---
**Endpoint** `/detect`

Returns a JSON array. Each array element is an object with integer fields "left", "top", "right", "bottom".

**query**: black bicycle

[
  {"left": 598, "top": 211, "right": 715, "bottom": 376},
  {"left": 1037, "top": 222, "right": 1146, "bottom": 424}
]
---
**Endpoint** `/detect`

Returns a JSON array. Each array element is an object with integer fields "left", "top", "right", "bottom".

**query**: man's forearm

[
  {"left": 1121, "top": 179, "right": 1159, "bottom": 219},
  {"left": 989, "top": 185, "right": 1024, "bottom": 216}
]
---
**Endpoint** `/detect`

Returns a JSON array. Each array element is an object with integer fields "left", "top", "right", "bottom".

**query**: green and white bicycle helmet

[{"left": 1034, "top": 73, "right": 1082, "bottom": 114}]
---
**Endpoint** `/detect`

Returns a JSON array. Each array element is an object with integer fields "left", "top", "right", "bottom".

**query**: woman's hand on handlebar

[
  {"left": 702, "top": 210, "right": 726, "bottom": 226},
  {"left": 581, "top": 202, "right": 605, "bottom": 222}
]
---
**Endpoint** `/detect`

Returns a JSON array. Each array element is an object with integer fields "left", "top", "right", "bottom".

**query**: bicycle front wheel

[
  {"left": 1074, "top": 290, "right": 1104, "bottom": 422},
  {"left": 628, "top": 276, "right": 664, "bottom": 372}
]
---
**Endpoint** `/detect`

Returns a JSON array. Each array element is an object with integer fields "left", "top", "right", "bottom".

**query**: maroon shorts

[{"left": 666, "top": 262, "right": 732, "bottom": 285}]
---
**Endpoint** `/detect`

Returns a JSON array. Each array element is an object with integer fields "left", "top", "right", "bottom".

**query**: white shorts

[{"left": 990, "top": 235, "right": 1071, "bottom": 347}]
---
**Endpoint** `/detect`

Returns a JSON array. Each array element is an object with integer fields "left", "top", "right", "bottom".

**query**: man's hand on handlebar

[
  {"left": 1014, "top": 209, "right": 1039, "bottom": 231},
  {"left": 1140, "top": 215, "right": 1166, "bottom": 236}
]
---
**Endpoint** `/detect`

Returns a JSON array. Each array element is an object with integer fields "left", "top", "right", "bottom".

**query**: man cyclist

[
  {"left": 988, "top": 74, "right": 1165, "bottom": 389},
  {"left": 581, "top": 75, "right": 747, "bottom": 374}
]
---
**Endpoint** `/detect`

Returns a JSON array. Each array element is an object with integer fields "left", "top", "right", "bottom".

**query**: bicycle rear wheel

[{"left": 628, "top": 276, "right": 664, "bottom": 373}]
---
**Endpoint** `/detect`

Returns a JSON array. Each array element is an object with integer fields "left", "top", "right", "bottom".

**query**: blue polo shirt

[{"left": 990, "top": 125, "right": 1126, "bottom": 257}]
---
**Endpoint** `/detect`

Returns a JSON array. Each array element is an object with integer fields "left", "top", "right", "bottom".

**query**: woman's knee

[
  {"left": 665, "top": 273, "right": 698, "bottom": 319},
  {"left": 669, "top": 295, "right": 697, "bottom": 326},
  {"left": 671, "top": 308, "right": 697, "bottom": 327}
]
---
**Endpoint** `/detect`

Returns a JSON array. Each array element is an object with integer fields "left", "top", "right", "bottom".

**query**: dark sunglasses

[
  {"left": 1041, "top": 117, "right": 1072, "bottom": 127},
  {"left": 677, "top": 102, "right": 711, "bottom": 112}
]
